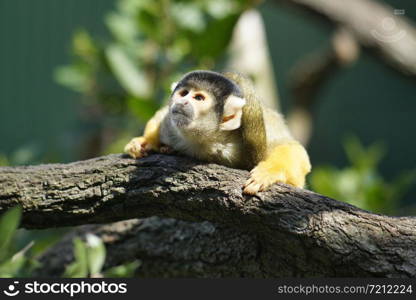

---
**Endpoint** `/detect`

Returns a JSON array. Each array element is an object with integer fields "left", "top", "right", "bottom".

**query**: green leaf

[
  {"left": 310, "top": 136, "right": 408, "bottom": 214},
  {"left": 172, "top": 3, "right": 206, "bottom": 32},
  {"left": 105, "top": 12, "right": 138, "bottom": 43},
  {"left": 63, "top": 238, "right": 88, "bottom": 278},
  {"left": 343, "top": 135, "right": 384, "bottom": 171},
  {"left": 0, "top": 254, "right": 26, "bottom": 278},
  {"left": 0, "top": 241, "right": 35, "bottom": 277},
  {"left": 103, "top": 260, "right": 141, "bottom": 278},
  {"left": 206, "top": 0, "right": 239, "bottom": 19},
  {"left": 0, "top": 206, "right": 22, "bottom": 261},
  {"left": 72, "top": 30, "right": 98, "bottom": 60},
  {"left": 54, "top": 65, "right": 90, "bottom": 93},
  {"left": 105, "top": 45, "right": 150, "bottom": 98},
  {"left": 86, "top": 234, "right": 106, "bottom": 277}
]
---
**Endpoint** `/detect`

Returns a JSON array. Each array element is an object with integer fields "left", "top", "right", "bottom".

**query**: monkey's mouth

[
  {"left": 171, "top": 108, "right": 192, "bottom": 127},
  {"left": 172, "top": 108, "right": 188, "bottom": 117}
]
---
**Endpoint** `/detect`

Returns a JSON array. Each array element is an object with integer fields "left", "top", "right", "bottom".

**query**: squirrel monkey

[{"left": 124, "top": 70, "right": 311, "bottom": 195}]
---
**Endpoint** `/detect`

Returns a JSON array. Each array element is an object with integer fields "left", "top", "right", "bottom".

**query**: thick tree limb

[
  {"left": 1, "top": 154, "right": 416, "bottom": 277},
  {"left": 36, "top": 217, "right": 263, "bottom": 278},
  {"left": 277, "top": 0, "right": 416, "bottom": 77}
]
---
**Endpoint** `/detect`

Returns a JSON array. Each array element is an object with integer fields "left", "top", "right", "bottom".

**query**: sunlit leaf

[
  {"left": 63, "top": 238, "right": 88, "bottom": 278},
  {"left": 0, "top": 254, "right": 26, "bottom": 278},
  {"left": 106, "top": 12, "right": 138, "bottom": 43},
  {"left": 106, "top": 45, "right": 151, "bottom": 98},
  {"left": 86, "top": 234, "right": 106, "bottom": 277},
  {"left": 0, "top": 206, "right": 22, "bottom": 261},
  {"left": 206, "top": 0, "right": 238, "bottom": 19},
  {"left": 172, "top": 3, "right": 206, "bottom": 32},
  {"left": 54, "top": 65, "right": 90, "bottom": 93},
  {"left": 72, "top": 30, "right": 98, "bottom": 60}
]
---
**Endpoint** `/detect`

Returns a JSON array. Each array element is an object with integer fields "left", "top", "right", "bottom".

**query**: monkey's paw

[
  {"left": 243, "top": 143, "right": 311, "bottom": 195},
  {"left": 243, "top": 164, "right": 288, "bottom": 195},
  {"left": 124, "top": 137, "right": 152, "bottom": 159}
]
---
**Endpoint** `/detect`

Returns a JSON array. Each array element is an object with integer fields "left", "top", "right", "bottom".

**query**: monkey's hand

[
  {"left": 243, "top": 143, "right": 311, "bottom": 195},
  {"left": 124, "top": 106, "right": 167, "bottom": 159},
  {"left": 124, "top": 137, "right": 154, "bottom": 159}
]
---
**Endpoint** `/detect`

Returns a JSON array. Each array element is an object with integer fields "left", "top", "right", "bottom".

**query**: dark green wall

[{"left": 0, "top": 0, "right": 114, "bottom": 162}]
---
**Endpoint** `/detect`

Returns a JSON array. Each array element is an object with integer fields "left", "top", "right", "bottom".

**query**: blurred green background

[
  {"left": 1, "top": 0, "right": 416, "bottom": 277},
  {"left": 1, "top": 0, "right": 415, "bottom": 213}
]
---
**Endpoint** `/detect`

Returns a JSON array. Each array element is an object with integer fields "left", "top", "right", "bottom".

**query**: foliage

[
  {"left": 55, "top": 0, "right": 253, "bottom": 156},
  {"left": 310, "top": 136, "right": 416, "bottom": 214},
  {"left": 64, "top": 234, "right": 140, "bottom": 278},
  {"left": 0, "top": 207, "right": 139, "bottom": 278},
  {"left": 0, "top": 207, "right": 39, "bottom": 277}
]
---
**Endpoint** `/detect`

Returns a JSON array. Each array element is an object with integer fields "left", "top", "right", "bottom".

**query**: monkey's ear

[
  {"left": 170, "top": 81, "right": 178, "bottom": 92},
  {"left": 219, "top": 95, "right": 246, "bottom": 131}
]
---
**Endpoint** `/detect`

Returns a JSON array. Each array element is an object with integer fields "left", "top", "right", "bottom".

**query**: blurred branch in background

[
  {"left": 277, "top": 0, "right": 416, "bottom": 145},
  {"left": 277, "top": 0, "right": 416, "bottom": 77},
  {"left": 288, "top": 28, "right": 360, "bottom": 144},
  {"left": 228, "top": 9, "right": 280, "bottom": 110}
]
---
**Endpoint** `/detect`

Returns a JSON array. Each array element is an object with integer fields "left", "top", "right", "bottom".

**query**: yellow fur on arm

[
  {"left": 124, "top": 107, "right": 168, "bottom": 158},
  {"left": 243, "top": 142, "right": 311, "bottom": 194},
  {"left": 142, "top": 116, "right": 162, "bottom": 151}
]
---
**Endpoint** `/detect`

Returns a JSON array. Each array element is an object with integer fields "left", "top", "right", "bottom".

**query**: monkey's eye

[
  {"left": 179, "top": 89, "right": 189, "bottom": 97},
  {"left": 194, "top": 94, "right": 205, "bottom": 101}
]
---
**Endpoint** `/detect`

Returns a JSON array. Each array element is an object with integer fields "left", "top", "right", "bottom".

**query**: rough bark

[
  {"left": 1, "top": 154, "right": 416, "bottom": 277},
  {"left": 36, "top": 217, "right": 263, "bottom": 278},
  {"left": 278, "top": 0, "right": 416, "bottom": 77}
]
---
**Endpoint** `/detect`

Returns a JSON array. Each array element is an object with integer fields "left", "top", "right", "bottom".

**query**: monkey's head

[{"left": 169, "top": 71, "right": 246, "bottom": 137}]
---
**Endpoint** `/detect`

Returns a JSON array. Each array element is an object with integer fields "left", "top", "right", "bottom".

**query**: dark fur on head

[{"left": 173, "top": 70, "right": 243, "bottom": 117}]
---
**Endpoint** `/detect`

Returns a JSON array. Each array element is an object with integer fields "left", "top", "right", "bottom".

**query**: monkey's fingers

[
  {"left": 124, "top": 137, "right": 152, "bottom": 159},
  {"left": 243, "top": 143, "right": 311, "bottom": 194},
  {"left": 243, "top": 164, "right": 287, "bottom": 195}
]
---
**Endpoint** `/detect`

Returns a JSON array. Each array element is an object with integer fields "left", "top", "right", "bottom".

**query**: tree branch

[
  {"left": 1, "top": 154, "right": 416, "bottom": 277},
  {"left": 36, "top": 218, "right": 263, "bottom": 278}
]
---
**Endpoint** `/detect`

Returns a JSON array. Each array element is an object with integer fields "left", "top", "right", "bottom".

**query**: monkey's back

[{"left": 262, "top": 107, "right": 294, "bottom": 151}]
